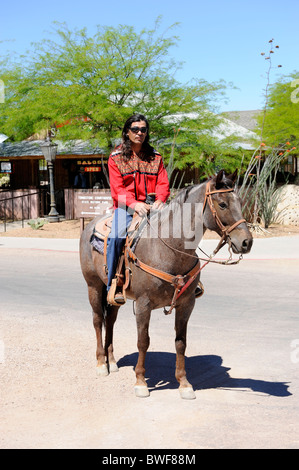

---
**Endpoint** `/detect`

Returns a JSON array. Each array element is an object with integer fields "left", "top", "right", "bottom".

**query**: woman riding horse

[
  {"left": 106, "top": 114, "right": 170, "bottom": 305},
  {"left": 80, "top": 125, "right": 253, "bottom": 399}
]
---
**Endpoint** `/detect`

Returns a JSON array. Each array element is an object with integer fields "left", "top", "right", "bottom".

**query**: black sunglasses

[{"left": 129, "top": 126, "right": 147, "bottom": 134}]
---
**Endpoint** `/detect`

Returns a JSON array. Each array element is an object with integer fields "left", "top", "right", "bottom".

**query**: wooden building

[
  {"left": 0, "top": 139, "right": 109, "bottom": 219},
  {"left": 0, "top": 139, "right": 108, "bottom": 188}
]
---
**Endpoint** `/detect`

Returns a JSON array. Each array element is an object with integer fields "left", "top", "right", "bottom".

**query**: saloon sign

[{"left": 77, "top": 159, "right": 102, "bottom": 172}]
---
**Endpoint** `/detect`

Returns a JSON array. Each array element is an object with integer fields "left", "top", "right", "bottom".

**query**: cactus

[{"left": 27, "top": 218, "right": 48, "bottom": 230}]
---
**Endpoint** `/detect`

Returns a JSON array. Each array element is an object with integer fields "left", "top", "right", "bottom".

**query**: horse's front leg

[
  {"left": 134, "top": 298, "right": 152, "bottom": 398},
  {"left": 175, "top": 298, "right": 196, "bottom": 400}
]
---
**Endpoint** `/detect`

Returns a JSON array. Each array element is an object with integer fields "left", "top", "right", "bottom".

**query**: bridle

[
  {"left": 203, "top": 181, "right": 246, "bottom": 256},
  {"left": 125, "top": 180, "right": 247, "bottom": 315}
]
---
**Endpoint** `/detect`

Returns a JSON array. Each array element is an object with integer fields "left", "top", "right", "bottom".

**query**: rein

[{"left": 126, "top": 181, "right": 246, "bottom": 315}]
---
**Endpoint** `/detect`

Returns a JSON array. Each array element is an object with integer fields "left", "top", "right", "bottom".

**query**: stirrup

[
  {"left": 114, "top": 292, "right": 126, "bottom": 304},
  {"left": 107, "top": 278, "right": 127, "bottom": 306}
]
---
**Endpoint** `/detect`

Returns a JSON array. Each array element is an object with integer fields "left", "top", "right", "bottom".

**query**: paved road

[
  {"left": 1, "top": 233, "right": 299, "bottom": 258},
  {"left": 0, "top": 236, "right": 299, "bottom": 449}
]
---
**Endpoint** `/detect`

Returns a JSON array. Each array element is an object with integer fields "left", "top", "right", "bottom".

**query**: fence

[{"left": 0, "top": 189, "right": 47, "bottom": 232}]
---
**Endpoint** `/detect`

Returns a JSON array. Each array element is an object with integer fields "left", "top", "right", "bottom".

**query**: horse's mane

[
  {"left": 170, "top": 184, "right": 199, "bottom": 205},
  {"left": 163, "top": 171, "right": 236, "bottom": 213},
  {"left": 143, "top": 170, "right": 238, "bottom": 244}
]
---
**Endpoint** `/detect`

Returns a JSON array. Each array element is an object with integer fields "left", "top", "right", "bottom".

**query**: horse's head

[{"left": 203, "top": 170, "right": 253, "bottom": 254}]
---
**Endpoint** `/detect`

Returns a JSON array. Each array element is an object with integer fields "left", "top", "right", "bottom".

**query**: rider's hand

[
  {"left": 151, "top": 199, "right": 164, "bottom": 211},
  {"left": 134, "top": 202, "right": 151, "bottom": 216}
]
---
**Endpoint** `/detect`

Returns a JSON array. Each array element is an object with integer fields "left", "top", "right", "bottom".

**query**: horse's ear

[
  {"left": 227, "top": 169, "right": 238, "bottom": 183},
  {"left": 215, "top": 169, "right": 225, "bottom": 189}
]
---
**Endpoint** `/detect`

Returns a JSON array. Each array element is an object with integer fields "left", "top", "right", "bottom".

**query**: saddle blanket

[
  {"left": 90, "top": 233, "right": 105, "bottom": 255},
  {"left": 89, "top": 231, "right": 141, "bottom": 255}
]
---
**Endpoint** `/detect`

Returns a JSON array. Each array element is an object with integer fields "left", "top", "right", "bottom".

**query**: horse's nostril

[{"left": 242, "top": 238, "right": 252, "bottom": 252}]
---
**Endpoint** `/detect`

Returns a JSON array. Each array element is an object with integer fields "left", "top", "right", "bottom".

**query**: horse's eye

[{"left": 219, "top": 202, "right": 227, "bottom": 209}]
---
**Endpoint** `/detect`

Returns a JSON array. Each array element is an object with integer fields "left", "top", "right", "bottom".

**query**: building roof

[
  {"left": 0, "top": 133, "right": 9, "bottom": 144},
  {"left": 212, "top": 115, "right": 259, "bottom": 150},
  {"left": 221, "top": 110, "right": 262, "bottom": 131},
  {"left": 164, "top": 111, "right": 259, "bottom": 150},
  {"left": 0, "top": 139, "right": 105, "bottom": 158}
]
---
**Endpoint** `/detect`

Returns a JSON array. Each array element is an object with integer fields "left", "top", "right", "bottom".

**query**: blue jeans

[{"left": 106, "top": 207, "right": 133, "bottom": 291}]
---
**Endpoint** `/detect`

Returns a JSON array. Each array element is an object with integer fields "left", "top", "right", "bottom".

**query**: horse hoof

[
  {"left": 134, "top": 385, "right": 150, "bottom": 398},
  {"left": 109, "top": 362, "right": 119, "bottom": 373},
  {"left": 179, "top": 387, "right": 196, "bottom": 400},
  {"left": 96, "top": 364, "right": 109, "bottom": 377}
]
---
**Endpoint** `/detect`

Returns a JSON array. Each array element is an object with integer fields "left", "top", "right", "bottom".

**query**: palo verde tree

[
  {"left": 256, "top": 70, "right": 299, "bottom": 148},
  {"left": 0, "top": 18, "right": 228, "bottom": 162}
]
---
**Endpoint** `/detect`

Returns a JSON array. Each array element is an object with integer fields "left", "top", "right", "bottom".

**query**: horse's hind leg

[
  {"left": 104, "top": 303, "right": 119, "bottom": 373},
  {"left": 89, "top": 284, "right": 119, "bottom": 376},
  {"left": 175, "top": 301, "right": 196, "bottom": 400},
  {"left": 88, "top": 285, "right": 109, "bottom": 376}
]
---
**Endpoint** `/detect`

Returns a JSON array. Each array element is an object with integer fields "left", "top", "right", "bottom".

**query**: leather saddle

[
  {"left": 93, "top": 213, "right": 142, "bottom": 241},
  {"left": 92, "top": 213, "right": 144, "bottom": 306}
]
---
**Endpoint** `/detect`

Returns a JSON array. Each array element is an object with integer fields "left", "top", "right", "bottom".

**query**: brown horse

[{"left": 79, "top": 170, "right": 253, "bottom": 399}]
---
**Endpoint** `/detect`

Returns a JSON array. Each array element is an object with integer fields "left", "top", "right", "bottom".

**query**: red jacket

[{"left": 108, "top": 147, "right": 170, "bottom": 209}]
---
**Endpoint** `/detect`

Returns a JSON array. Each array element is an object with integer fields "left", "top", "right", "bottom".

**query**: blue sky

[{"left": 1, "top": 0, "right": 298, "bottom": 112}]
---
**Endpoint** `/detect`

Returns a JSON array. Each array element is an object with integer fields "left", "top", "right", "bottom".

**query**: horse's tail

[{"left": 101, "top": 285, "right": 108, "bottom": 327}]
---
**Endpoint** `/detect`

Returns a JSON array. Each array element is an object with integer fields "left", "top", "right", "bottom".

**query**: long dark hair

[{"left": 121, "top": 113, "right": 155, "bottom": 162}]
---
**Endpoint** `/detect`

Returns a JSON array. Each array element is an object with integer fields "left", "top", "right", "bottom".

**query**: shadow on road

[{"left": 117, "top": 352, "right": 291, "bottom": 397}]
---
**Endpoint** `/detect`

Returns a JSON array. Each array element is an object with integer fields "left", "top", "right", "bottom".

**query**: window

[{"left": 0, "top": 161, "right": 12, "bottom": 173}]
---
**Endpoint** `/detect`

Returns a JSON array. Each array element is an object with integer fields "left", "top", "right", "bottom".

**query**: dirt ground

[{"left": 1, "top": 218, "right": 299, "bottom": 239}]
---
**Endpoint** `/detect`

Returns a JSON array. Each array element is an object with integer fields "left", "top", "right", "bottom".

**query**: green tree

[
  {"left": 256, "top": 71, "right": 299, "bottom": 147},
  {"left": 0, "top": 19, "right": 227, "bottom": 159}
]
